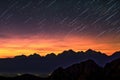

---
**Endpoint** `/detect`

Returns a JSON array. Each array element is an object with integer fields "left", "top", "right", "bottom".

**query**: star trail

[{"left": 0, "top": 0, "right": 120, "bottom": 57}]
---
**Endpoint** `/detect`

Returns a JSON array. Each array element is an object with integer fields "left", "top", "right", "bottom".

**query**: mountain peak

[
  {"left": 29, "top": 53, "right": 41, "bottom": 58},
  {"left": 14, "top": 54, "right": 27, "bottom": 59},
  {"left": 111, "top": 51, "right": 120, "bottom": 56},
  {"left": 58, "top": 49, "right": 76, "bottom": 56},
  {"left": 85, "top": 49, "right": 97, "bottom": 53},
  {"left": 63, "top": 49, "right": 76, "bottom": 54},
  {"left": 68, "top": 49, "right": 76, "bottom": 52},
  {"left": 46, "top": 53, "right": 56, "bottom": 57}
]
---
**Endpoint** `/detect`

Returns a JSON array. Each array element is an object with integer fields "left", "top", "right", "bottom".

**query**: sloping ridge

[
  {"left": 0, "top": 58, "right": 120, "bottom": 80},
  {"left": 50, "top": 60, "right": 103, "bottom": 80}
]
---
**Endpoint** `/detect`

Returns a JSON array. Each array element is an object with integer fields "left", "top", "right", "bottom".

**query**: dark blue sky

[{"left": 0, "top": 0, "right": 119, "bottom": 38}]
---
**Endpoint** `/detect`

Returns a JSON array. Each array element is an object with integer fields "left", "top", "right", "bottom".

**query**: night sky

[{"left": 0, "top": 0, "right": 120, "bottom": 57}]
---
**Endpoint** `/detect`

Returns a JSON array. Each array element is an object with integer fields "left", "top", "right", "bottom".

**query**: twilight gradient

[{"left": 0, "top": 0, "right": 120, "bottom": 57}]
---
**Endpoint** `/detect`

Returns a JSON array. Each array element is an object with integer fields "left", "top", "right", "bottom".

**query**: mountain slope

[{"left": 0, "top": 49, "right": 119, "bottom": 73}]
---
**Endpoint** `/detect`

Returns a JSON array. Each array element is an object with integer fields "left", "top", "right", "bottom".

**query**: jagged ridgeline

[{"left": 0, "top": 49, "right": 120, "bottom": 74}]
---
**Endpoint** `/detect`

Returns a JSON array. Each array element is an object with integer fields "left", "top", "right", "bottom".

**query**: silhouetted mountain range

[
  {"left": 0, "top": 58, "right": 120, "bottom": 80},
  {"left": 0, "top": 49, "right": 120, "bottom": 74}
]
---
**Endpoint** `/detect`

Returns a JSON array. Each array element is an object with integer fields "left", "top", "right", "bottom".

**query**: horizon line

[{"left": 1, "top": 49, "right": 120, "bottom": 59}]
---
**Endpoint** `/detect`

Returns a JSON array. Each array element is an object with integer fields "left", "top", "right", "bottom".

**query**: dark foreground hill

[
  {"left": 0, "top": 58, "right": 120, "bottom": 80},
  {"left": 0, "top": 49, "right": 120, "bottom": 74}
]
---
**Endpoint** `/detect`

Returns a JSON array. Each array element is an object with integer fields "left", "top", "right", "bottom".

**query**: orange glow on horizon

[{"left": 0, "top": 35, "right": 119, "bottom": 58}]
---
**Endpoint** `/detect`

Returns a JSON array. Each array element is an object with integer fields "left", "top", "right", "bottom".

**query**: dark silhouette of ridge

[
  {"left": 49, "top": 58, "right": 120, "bottom": 80},
  {"left": 104, "top": 58, "right": 120, "bottom": 80},
  {"left": 50, "top": 60, "right": 103, "bottom": 80},
  {"left": 110, "top": 51, "right": 120, "bottom": 61},
  {"left": 0, "top": 58, "right": 120, "bottom": 80},
  {"left": 0, "top": 49, "right": 120, "bottom": 74}
]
